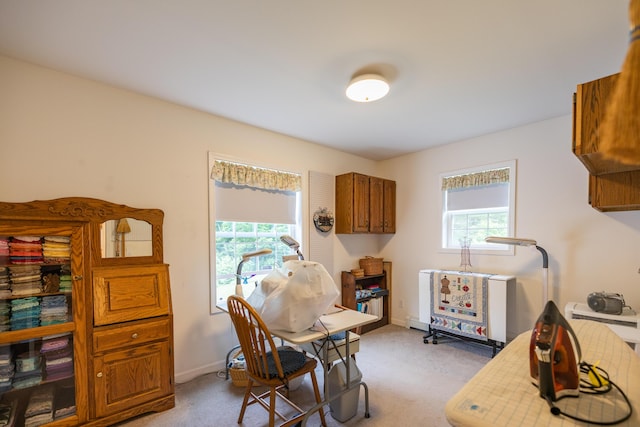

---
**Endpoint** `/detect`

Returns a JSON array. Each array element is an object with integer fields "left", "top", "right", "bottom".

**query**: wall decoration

[{"left": 313, "top": 207, "right": 334, "bottom": 232}]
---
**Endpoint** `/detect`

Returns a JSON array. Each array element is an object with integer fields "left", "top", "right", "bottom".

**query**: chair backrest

[{"left": 227, "top": 295, "right": 285, "bottom": 382}]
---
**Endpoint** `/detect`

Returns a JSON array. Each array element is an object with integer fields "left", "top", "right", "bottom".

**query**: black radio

[{"left": 587, "top": 292, "right": 625, "bottom": 315}]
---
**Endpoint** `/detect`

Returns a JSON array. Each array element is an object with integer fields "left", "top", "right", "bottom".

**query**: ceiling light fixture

[{"left": 346, "top": 73, "right": 389, "bottom": 102}]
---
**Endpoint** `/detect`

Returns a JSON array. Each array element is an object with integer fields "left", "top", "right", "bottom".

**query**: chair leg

[
  {"left": 238, "top": 380, "right": 254, "bottom": 423},
  {"left": 269, "top": 387, "right": 277, "bottom": 426},
  {"left": 309, "top": 370, "right": 327, "bottom": 427}
]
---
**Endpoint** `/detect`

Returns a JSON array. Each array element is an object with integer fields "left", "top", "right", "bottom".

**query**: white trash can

[{"left": 327, "top": 358, "right": 362, "bottom": 422}]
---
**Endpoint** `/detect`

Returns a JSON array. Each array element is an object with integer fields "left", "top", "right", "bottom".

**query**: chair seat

[
  {"left": 265, "top": 347, "right": 307, "bottom": 378},
  {"left": 247, "top": 356, "right": 318, "bottom": 387}
]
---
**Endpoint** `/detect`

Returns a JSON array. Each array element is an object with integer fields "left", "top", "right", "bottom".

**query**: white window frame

[
  {"left": 208, "top": 152, "right": 303, "bottom": 313},
  {"left": 440, "top": 160, "right": 516, "bottom": 255}
]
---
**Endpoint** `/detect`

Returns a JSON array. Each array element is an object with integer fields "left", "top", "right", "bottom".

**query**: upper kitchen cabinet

[
  {"left": 573, "top": 74, "right": 640, "bottom": 211},
  {"left": 573, "top": 73, "right": 639, "bottom": 175},
  {"left": 336, "top": 172, "right": 396, "bottom": 234}
]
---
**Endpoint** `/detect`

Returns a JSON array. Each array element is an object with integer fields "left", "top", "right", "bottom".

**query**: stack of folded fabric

[
  {"left": 0, "top": 300, "right": 9, "bottom": 332},
  {"left": 0, "top": 267, "right": 9, "bottom": 299},
  {"left": 0, "top": 399, "right": 17, "bottom": 427},
  {"left": 24, "top": 384, "right": 54, "bottom": 427},
  {"left": 53, "top": 381, "right": 76, "bottom": 420},
  {"left": 9, "top": 265, "right": 42, "bottom": 297},
  {"left": 8, "top": 236, "right": 43, "bottom": 264},
  {"left": 41, "top": 335, "right": 73, "bottom": 382},
  {"left": 42, "top": 236, "right": 71, "bottom": 264},
  {"left": 13, "top": 351, "right": 42, "bottom": 390},
  {"left": 40, "top": 296, "right": 68, "bottom": 326},
  {"left": 0, "top": 345, "right": 14, "bottom": 393},
  {"left": 0, "top": 237, "right": 9, "bottom": 261},
  {"left": 58, "top": 265, "right": 72, "bottom": 294},
  {"left": 10, "top": 297, "right": 40, "bottom": 330}
]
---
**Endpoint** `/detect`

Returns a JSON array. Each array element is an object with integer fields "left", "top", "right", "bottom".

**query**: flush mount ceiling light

[{"left": 346, "top": 73, "right": 389, "bottom": 102}]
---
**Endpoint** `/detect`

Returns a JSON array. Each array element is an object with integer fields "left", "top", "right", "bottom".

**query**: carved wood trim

[{"left": 0, "top": 197, "right": 163, "bottom": 223}]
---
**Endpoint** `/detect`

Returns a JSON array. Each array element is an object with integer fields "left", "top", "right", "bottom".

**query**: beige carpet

[{"left": 118, "top": 325, "right": 493, "bottom": 427}]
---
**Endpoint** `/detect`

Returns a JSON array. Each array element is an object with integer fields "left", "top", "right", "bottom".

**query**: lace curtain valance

[
  {"left": 211, "top": 160, "right": 302, "bottom": 192},
  {"left": 442, "top": 167, "right": 510, "bottom": 191}
]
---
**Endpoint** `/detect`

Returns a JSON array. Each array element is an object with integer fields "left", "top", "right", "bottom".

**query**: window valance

[
  {"left": 211, "top": 160, "right": 301, "bottom": 192},
  {"left": 441, "top": 167, "right": 510, "bottom": 191}
]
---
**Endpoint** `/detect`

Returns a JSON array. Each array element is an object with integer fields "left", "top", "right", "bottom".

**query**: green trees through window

[{"left": 215, "top": 221, "right": 297, "bottom": 304}]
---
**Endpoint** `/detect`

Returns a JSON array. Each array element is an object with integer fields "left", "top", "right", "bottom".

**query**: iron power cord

[{"left": 542, "top": 361, "right": 632, "bottom": 425}]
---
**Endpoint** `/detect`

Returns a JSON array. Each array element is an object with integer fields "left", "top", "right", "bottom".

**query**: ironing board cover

[{"left": 445, "top": 320, "right": 640, "bottom": 426}]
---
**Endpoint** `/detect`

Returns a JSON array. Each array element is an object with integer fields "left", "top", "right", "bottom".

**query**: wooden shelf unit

[{"left": 341, "top": 261, "right": 391, "bottom": 334}]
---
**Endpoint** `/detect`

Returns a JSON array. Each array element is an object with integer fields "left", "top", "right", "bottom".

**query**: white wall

[
  {"left": 0, "top": 55, "right": 380, "bottom": 382},
  {"left": 3, "top": 55, "right": 640, "bottom": 383},
  {"left": 384, "top": 116, "right": 640, "bottom": 336}
]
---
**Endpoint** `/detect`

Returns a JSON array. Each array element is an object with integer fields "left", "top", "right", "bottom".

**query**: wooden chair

[{"left": 227, "top": 295, "right": 327, "bottom": 427}]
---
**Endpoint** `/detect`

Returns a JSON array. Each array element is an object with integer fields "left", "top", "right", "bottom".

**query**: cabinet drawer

[
  {"left": 93, "top": 318, "right": 171, "bottom": 353},
  {"left": 93, "top": 264, "right": 171, "bottom": 326}
]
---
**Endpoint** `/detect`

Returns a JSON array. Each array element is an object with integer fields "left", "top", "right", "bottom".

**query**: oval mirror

[{"left": 101, "top": 218, "right": 153, "bottom": 258}]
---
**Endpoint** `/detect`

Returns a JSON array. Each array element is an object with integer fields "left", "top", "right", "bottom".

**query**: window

[
  {"left": 208, "top": 155, "right": 302, "bottom": 312},
  {"left": 214, "top": 221, "right": 298, "bottom": 305},
  {"left": 441, "top": 160, "right": 516, "bottom": 253}
]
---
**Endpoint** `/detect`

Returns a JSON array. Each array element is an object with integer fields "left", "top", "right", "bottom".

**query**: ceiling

[{"left": 0, "top": 1, "right": 631, "bottom": 160}]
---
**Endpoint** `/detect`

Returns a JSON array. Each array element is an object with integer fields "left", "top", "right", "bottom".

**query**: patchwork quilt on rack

[{"left": 429, "top": 270, "right": 491, "bottom": 341}]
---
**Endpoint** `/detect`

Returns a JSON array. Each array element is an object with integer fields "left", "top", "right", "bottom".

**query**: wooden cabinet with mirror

[{"left": 0, "top": 197, "right": 174, "bottom": 426}]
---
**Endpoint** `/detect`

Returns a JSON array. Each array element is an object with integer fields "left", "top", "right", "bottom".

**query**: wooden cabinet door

[
  {"left": 574, "top": 74, "right": 618, "bottom": 158},
  {"left": 369, "top": 176, "right": 384, "bottom": 233},
  {"left": 93, "top": 340, "right": 172, "bottom": 417},
  {"left": 589, "top": 171, "right": 640, "bottom": 211},
  {"left": 383, "top": 179, "right": 396, "bottom": 233},
  {"left": 352, "top": 173, "right": 370, "bottom": 232},
  {"left": 93, "top": 265, "right": 170, "bottom": 326},
  {"left": 573, "top": 73, "right": 637, "bottom": 175}
]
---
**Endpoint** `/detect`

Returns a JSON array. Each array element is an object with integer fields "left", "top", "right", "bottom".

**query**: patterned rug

[{"left": 429, "top": 270, "right": 491, "bottom": 341}]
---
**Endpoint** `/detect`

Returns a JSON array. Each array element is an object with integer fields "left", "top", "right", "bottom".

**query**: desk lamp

[
  {"left": 235, "top": 249, "right": 272, "bottom": 297},
  {"left": 485, "top": 236, "right": 549, "bottom": 306},
  {"left": 279, "top": 235, "right": 304, "bottom": 260}
]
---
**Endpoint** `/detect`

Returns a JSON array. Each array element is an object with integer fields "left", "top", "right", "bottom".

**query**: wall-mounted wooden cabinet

[
  {"left": 335, "top": 172, "right": 396, "bottom": 234},
  {"left": 0, "top": 197, "right": 174, "bottom": 426},
  {"left": 572, "top": 73, "right": 633, "bottom": 175},
  {"left": 587, "top": 171, "right": 640, "bottom": 211},
  {"left": 573, "top": 74, "right": 640, "bottom": 211}
]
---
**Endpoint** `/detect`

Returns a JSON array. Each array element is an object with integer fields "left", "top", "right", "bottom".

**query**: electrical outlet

[{"left": 399, "top": 300, "right": 404, "bottom": 309}]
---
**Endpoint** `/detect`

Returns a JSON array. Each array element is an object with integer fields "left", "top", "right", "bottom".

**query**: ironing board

[{"left": 445, "top": 319, "right": 640, "bottom": 426}]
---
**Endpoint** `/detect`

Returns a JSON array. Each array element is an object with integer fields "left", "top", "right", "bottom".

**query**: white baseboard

[
  {"left": 391, "top": 316, "right": 428, "bottom": 331},
  {"left": 406, "top": 317, "right": 428, "bottom": 331},
  {"left": 175, "top": 360, "right": 226, "bottom": 384}
]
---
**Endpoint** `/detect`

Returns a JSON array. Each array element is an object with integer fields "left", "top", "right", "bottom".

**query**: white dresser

[{"left": 419, "top": 269, "right": 515, "bottom": 353}]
